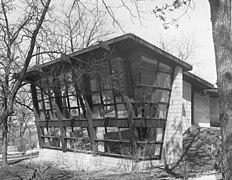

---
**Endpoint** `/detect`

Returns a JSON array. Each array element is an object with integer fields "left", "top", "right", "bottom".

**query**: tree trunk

[
  {"left": 1, "top": 119, "right": 8, "bottom": 166},
  {"left": 209, "top": 0, "right": 232, "bottom": 179}
]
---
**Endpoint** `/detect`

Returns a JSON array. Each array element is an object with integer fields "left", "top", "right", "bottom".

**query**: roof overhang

[
  {"left": 183, "top": 71, "right": 215, "bottom": 90},
  {"left": 26, "top": 33, "right": 192, "bottom": 78}
]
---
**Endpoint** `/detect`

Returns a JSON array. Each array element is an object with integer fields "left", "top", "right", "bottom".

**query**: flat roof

[{"left": 183, "top": 71, "right": 215, "bottom": 90}]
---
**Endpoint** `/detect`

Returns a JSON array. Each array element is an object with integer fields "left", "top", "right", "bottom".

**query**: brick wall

[
  {"left": 182, "top": 81, "right": 192, "bottom": 132},
  {"left": 162, "top": 66, "right": 183, "bottom": 165}
]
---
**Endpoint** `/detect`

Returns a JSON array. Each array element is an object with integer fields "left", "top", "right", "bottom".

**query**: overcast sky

[{"left": 106, "top": 0, "right": 216, "bottom": 86}]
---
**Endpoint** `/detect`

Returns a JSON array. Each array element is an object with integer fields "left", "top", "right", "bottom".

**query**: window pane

[
  {"left": 101, "top": 78, "right": 111, "bottom": 90},
  {"left": 38, "top": 101, "right": 43, "bottom": 110},
  {"left": 142, "top": 87, "right": 153, "bottom": 101},
  {"left": 96, "top": 127, "right": 105, "bottom": 140},
  {"left": 157, "top": 72, "right": 171, "bottom": 88},
  {"left": 70, "top": 108, "right": 79, "bottom": 117},
  {"left": 92, "top": 93, "right": 101, "bottom": 104},
  {"left": 104, "top": 105, "right": 116, "bottom": 117},
  {"left": 102, "top": 90, "right": 114, "bottom": 104},
  {"left": 142, "top": 56, "right": 158, "bottom": 70},
  {"left": 36, "top": 88, "right": 42, "bottom": 100},
  {"left": 132, "top": 69, "right": 141, "bottom": 86},
  {"left": 156, "top": 128, "right": 164, "bottom": 142},
  {"left": 159, "top": 62, "right": 172, "bottom": 73},
  {"left": 141, "top": 69, "right": 156, "bottom": 86},
  {"left": 44, "top": 99, "right": 50, "bottom": 110},
  {"left": 151, "top": 90, "right": 170, "bottom": 103},
  {"left": 105, "top": 127, "right": 120, "bottom": 140},
  {"left": 114, "top": 90, "right": 123, "bottom": 103},
  {"left": 69, "top": 96, "right": 78, "bottom": 108},
  {"left": 111, "top": 58, "right": 124, "bottom": 90},
  {"left": 90, "top": 78, "right": 99, "bottom": 92},
  {"left": 67, "top": 84, "right": 76, "bottom": 96},
  {"left": 117, "top": 104, "right": 127, "bottom": 118},
  {"left": 92, "top": 105, "right": 104, "bottom": 119},
  {"left": 150, "top": 104, "right": 159, "bottom": 118},
  {"left": 157, "top": 104, "right": 168, "bottom": 118},
  {"left": 134, "top": 88, "right": 142, "bottom": 101}
]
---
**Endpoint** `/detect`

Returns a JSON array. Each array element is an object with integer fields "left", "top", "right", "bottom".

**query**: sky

[{"left": 105, "top": 0, "right": 217, "bottom": 86}]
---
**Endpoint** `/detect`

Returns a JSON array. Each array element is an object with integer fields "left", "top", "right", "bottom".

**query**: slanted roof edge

[
  {"left": 184, "top": 71, "right": 215, "bottom": 89},
  {"left": 27, "top": 33, "right": 192, "bottom": 73}
]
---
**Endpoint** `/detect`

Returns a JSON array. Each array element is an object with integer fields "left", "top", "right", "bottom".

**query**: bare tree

[
  {"left": 36, "top": 0, "right": 114, "bottom": 63},
  {"left": 155, "top": 32, "right": 200, "bottom": 63},
  {"left": 0, "top": 0, "right": 51, "bottom": 166},
  {"left": 11, "top": 88, "right": 34, "bottom": 152}
]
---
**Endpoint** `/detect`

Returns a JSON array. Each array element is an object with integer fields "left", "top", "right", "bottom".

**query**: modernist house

[{"left": 25, "top": 34, "right": 219, "bottom": 165}]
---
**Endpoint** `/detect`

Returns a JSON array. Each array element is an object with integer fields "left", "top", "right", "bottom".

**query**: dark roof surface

[{"left": 27, "top": 33, "right": 192, "bottom": 73}]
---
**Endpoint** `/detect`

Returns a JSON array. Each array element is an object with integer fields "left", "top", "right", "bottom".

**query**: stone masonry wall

[{"left": 162, "top": 66, "right": 183, "bottom": 166}]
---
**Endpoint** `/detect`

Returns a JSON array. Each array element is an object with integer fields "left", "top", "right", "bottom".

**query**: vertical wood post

[
  {"left": 84, "top": 99, "right": 96, "bottom": 154},
  {"left": 33, "top": 107, "right": 43, "bottom": 148},
  {"left": 53, "top": 102, "right": 66, "bottom": 152},
  {"left": 124, "top": 96, "right": 138, "bottom": 153}
]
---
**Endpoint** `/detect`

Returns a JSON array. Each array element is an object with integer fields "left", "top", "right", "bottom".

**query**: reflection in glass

[
  {"left": 157, "top": 72, "right": 171, "bottom": 88},
  {"left": 116, "top": 104, "right": 127, "bottom": 118},
  {"left": 159, "top": 62, "right": 172, "bottom": 73},
  {"left": 151, "top": 90, "right": 170, "bottom": 103},
  {"left": 92, "top": 106, "right": 104, "bottom": 119},
  {"left": 90, "top": 78, "right": 99, "bottom": 92},
  {"left": 102, "top": 90, "right": 114, "bottom": 104},
  {"left": 141, "top": 69, "right": 156, "bottom": 86},
  {"left": 142, "top": 56, "right": 158, "bottom": 70},
  {"left": 92, "top": 93, "right": 101, "bottom": 104},
  {"left": 104, "top": 105, "right": 115, "bottom": 117},
  {"left": 157, "top": 104, "right": 167, "bottom": 118}
]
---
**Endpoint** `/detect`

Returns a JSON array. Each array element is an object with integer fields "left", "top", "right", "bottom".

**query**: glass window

[
  {"left": 70, "top": 108, "right": 79, "bottom": 117},
  {"left": 67, "top": 84, "right": 76, "bottom": 96},
  {"left": 157, "top": 72, "right": 171, "bottom": 88},
  {"left": 117, "top": 104, "right": 127, "bottom": 118},
  {"left": 101, "top": 78, "right": 111, "bottom": 90},
  {"left": 102, "top": 90, "right": 114, "bottom": 104},
  {"left": 159, "top": 63, "right": 172, "bottom": 73},
  {"left": 104, "top": 105, "right": 116, "bottom": 117},
  {"left": 92, "top": 105, "right": 104, "bottom": 119},
  {"left": 69, "top": 96, "right": 78, "bottom": 108},
  {"left": 141, "top": 87, "right": 153, "bottom": 101},
  {"left": 96, "top": 127, "right": 106, "bottom": 140},
  {"left": 142, "top": 56, "right": 158, "bottom": 70},
  {"left": 105, "top": 128, "right": 121, "bottom": 143},
  {"left": 114, "top": 90, "right": 123, "bottom": 103},
  {"left": 132, "top": 69, "right": 141, "bottom": 86},
  {"left": 151, "top": 90, "right": 170, "bottom": 103},
  {"left": 111, "top": 58, "right": 123, "bottom": 75},
  {"left": 157, "top": 104, "right": 168, "bottom": 119},
  {"left": 92, "top": 93, "right": 101, "bottom": 104},
  {"left": 90, "top": 78, "right": 99, "bottom": 92},
  {"left": 141, "top": 69, "right": 156, "bottom": 86}
]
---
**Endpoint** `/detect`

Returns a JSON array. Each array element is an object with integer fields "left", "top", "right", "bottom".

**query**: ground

[{"left": 0, "top": 126, "right": 222, "bottom": 179}]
